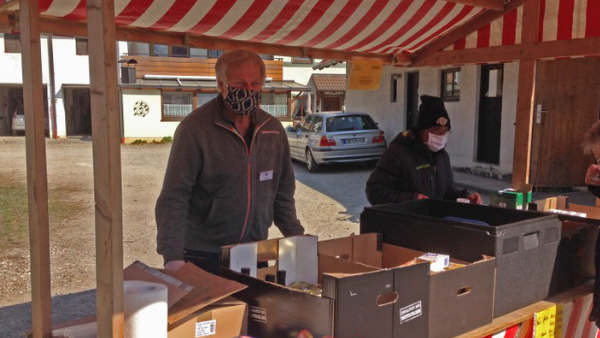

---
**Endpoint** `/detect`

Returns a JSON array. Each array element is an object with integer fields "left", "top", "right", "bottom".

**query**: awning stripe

[
  {"left": 322, "top": 0, "right": 389, "bottom": 50},
  {"left": 557, "top": 0, "right": 575, "bottom": 40},
  {"left": 149, "top": 0, "right": 198, "bottom": 31},
  {"left": 350, "top": 0, "right": 431, "bottom": 52},
  {"left": 115, "top": 0, "right": 156, "bottom": 26},
  {"left": 301, "top": 0, "right": 362, "bottom": 47},
  {"left": 273, "top": 0, "right": 336, "bottom": 45},
  {"left": 167, "top": 0, "right": 218, "bottom": 32},
  {"left": 362, "top": 0, "right": 438, "bottom": 51},
  {"left": 131, "top": 0, "right": 177, "bottom": 28},
  {"left": 586, "top": 0, "right": 600, "bottom": 37},
  {"left": 219, "top": 0, "right": 273, "bottom": 40},
  {"left": 203, "top": 0, "right": 256, "bottom": 37},
  {"left": 32, "top": 0, "right": 597, "bottom": 57}
]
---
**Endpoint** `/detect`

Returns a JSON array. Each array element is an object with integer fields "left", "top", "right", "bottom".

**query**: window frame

[
  {"left": 161, "top": 91, "right": 195, "bottom": 122},
  {"left": 75, "top": 38, "right": 88, "bottom": 56},
  {"left": 4, "top": 33, "right": 21, "bottom": 54},
  {"left": 440, "top": 68, "right": 461, "bottom": 102}
]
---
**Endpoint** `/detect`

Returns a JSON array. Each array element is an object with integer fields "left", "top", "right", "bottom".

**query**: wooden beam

[
  {"left": 86, "top": 0, "right": 124, "bottom": 337},
  {"left": 511, "top": 0, "right": 541, "bottom": 187},
  {"left": 411, "top": 37, "right": 600, "bottom": 67},
  {"left": 443, "top": 0, "right": 505, "bottom": 11},
  {"left": 409, "top": 0, "right": 531, "bottom": 66},
  {"left": 19, "top": 0, "right": 52, "bottom": 337}
]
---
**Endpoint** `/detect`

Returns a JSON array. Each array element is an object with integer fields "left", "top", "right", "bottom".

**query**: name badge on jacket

[{"left": 260, "top": 170, "right": 274, "bottom": 181}]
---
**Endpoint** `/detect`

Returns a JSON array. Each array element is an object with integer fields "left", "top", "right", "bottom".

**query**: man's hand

[
  {"left": 467, "top": 193, "right": 483, "bottom": 205},
  {"left": 415, "top": 193, "right": 429, "bottom": 200},
  {"left": 164, "top": 260, "right": 185, "bottom": 271},
  {"left": 585, "top": 164, "right": 600, "bottom": 186}
]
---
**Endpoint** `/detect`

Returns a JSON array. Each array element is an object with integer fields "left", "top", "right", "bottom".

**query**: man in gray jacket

[{"left": 156, "top": 49, "right": 304, "bottom": 274}]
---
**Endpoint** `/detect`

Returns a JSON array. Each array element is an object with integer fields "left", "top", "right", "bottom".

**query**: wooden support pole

[
  {"left": 19, "top": 0, "right": 52, "bottom": 337},
  {"left": 511, "top": 0, "right": 541, "bottom": 187},
  {"left": 86, "top": 0, "right": 124, "bottom": 337}
]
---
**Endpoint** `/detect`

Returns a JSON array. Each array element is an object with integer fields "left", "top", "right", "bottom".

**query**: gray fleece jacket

[{"left": 155, "top": 97, "right": 304, "bottom": 264}]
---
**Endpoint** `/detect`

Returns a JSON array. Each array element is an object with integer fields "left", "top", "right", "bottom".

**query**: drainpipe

[{"left": 47, "top": 35, "right": 58, "bottom": 138}]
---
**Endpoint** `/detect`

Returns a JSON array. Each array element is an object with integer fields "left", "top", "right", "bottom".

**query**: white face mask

[{"left": 426, "top": 132, "right": 448, "bottom": 152}]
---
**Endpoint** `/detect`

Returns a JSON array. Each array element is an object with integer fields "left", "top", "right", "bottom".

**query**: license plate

[{"left": 342, "top": 138, "right": 365, "bottom": 144}]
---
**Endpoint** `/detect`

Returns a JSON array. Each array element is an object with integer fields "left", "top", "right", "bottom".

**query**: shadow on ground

[
  {"left": 292, "top": 161, "right": 375, "bottom": 224},
  {"left": 0, "top": 290, "right": 96, "bottom": 338}
]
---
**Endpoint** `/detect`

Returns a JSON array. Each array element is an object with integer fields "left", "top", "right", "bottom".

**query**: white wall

[
  {"left": 281, "top": 56, "right": 346, "bottom": 85},
  {"left": 345, "top": 62, "right": 520, "bottom": 175},
  {"left": 122, "top": 89, "right": 180, "bottom": 139}
]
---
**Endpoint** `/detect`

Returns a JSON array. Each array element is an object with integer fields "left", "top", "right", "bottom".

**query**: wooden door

[
  {"left": 406, "top": 72, "right": 419, "bottom": 129},
  {"left": 322, "top": 96, "right": 340, "bottom": 111},
  {"left": 477, "top": 64, "right": 504, "bottom": 164},
  {"left": 530, "top": 57, "right": 600, "bottom": 188}
]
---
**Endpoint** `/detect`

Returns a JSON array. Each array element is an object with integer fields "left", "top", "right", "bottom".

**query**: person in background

[
  {"left": 366, "top": 95, "right": 482, "bottom": 205},
  {"left": 582, "top": 120, "right": 600, "bottom": 327},
  {"left": 155, "top": 49, "right": 304, "bottom": 274}
]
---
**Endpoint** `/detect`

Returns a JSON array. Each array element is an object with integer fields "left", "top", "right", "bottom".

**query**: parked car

[
  {"left": 285, "top": 112, "right": 386, "bottom": 172},
  {"left": 11, "top": 106, "right": 49, "bottom": 136}
]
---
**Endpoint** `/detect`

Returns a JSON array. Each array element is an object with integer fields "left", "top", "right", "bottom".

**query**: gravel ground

[{"left": 0, "top": 136, "right": 372, "bottom": 337}]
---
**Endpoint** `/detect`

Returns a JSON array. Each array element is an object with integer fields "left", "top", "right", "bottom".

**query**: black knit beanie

[{"left": 415, "top": 95, "right": 451, "bottom": 132}]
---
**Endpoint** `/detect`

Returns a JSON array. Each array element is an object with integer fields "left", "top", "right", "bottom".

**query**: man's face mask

[
  {"left": 426, "top": 132, "right": 448, "bottom": 152},
  {"left": 223, "top": 86, "right": 262, "bottom": 116}
]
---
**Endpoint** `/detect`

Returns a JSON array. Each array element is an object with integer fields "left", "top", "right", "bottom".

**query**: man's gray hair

[
  {"left": 582, "top": 120, "right": 600, "bottom": 154},
  {"left": 215, "top": 49, "right": 266, "bottom": 84}
]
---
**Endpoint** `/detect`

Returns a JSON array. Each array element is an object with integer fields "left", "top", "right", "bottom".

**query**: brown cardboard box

[
  {"left": 168, "top": 297, "right": 247, "bottom": 338},
  {"left": 49, "top": 261, "right": 249, "bottom": 338},
  {"left": 222, "top": 234, "right": 479, "bottom": 338},
  {"left": 319, "top": 233, "right": 496, "bottom": 338}
]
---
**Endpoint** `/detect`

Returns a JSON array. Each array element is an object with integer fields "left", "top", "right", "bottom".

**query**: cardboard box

[
  {"left": 50, "top": 261, "right": 249, "bottom": 338},
  {"left": 319, "top": 234, "right": 496, "bottom": 338},
  {"left": 168, "top": 297, "right": 247, "bottom": 338},
  {"left": 220, "top": 235, "right": 432, "bottom": 338}
]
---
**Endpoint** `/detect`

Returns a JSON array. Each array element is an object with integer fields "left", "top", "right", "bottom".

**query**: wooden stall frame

[{"left": 10, "top": 0, "right": 599, "bottom": 336}]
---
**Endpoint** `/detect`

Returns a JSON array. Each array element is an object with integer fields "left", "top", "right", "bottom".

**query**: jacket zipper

[{"left": 216, "top": 118, "right": 271, "bottom": 243}]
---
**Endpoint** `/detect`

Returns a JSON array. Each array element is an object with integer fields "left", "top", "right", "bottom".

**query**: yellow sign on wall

[
  {"left": 534, "top": 304, "right": 562, "bottom": 338},
  {"left": 349, "top": 59, "right": 383, "bottom": 90}
]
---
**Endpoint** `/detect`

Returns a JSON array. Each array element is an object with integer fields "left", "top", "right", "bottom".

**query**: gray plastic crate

[{"left": 360, "top": 199, "right": 561, "bottom": 317}]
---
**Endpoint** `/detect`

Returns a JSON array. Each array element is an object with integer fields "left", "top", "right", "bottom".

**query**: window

[
  {"left": 197, "top": 93, "right": 218, "bottom": 107},
  {"left": 4, "top": 33, "right": 21, "bottom": 53},
  {"left": 326, "top": 115, "right": 378, "bottom": 132},
  {"left": 441, "top": 68, "right": 461, "bottom": 101},
  {"left": 261, "top": 93, "right": 288, "bottom": 118},
  {"left": 151, "top": 44, "right": 169, "bottom": 57},
  {"left": 162, "top": 92, "right": 193, "bottom": 120},
  {"left": 312, "top": 117, "right": 323, "bottom": 133},
  {"left": 390, "top": 75, "right": 398, "bottom": 102},
  {"left": 171, "top": 46, "right": 189, "bottom": 58},
  {"left": 75, "top": 38, "right": 88, "bottom": 55},
  {"left": 299, "top": 115, "right": 315, "bottom": 131}
]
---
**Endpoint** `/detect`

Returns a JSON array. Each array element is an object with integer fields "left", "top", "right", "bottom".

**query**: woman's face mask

[
  {"left": 426, "top": 132, "right": 448, "bottom": 152},
  {"left": 223, "top": 86, "right": 262, "bottom": 116}
]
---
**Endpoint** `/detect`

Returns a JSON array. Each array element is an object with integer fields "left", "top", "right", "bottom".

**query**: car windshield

[{"left": 326, "top": 115, "right": 378, "bottom": 132}]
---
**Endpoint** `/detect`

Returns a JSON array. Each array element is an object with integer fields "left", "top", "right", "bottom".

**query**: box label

[
  {"left": 399, "top": 301, "right": 422, "bottom": 324},
  {"left": 195, "top": 319, "right": 216, "bottom": 337},
  {"left": 250, "top": 306, "right": 268, "bottom": 323}
]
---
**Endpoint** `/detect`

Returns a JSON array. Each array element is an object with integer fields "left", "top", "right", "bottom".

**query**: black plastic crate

[{"left": 360, "top": 199, "right": 561, "bottom": 317}]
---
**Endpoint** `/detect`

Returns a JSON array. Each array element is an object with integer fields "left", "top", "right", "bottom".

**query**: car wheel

[{"left": 306, "top": 149, "right": 321, "bottom": 173}]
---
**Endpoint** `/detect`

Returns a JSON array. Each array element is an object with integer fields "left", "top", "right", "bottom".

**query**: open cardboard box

[
  {"left": 531, "top": 195, "right": 600, "bottom": 219},
  {"left": 49, "top": 261, "right": 248, "bottom": 338},
  {"left": 318, "top": 233, "right": 496, "bottom": 338}
]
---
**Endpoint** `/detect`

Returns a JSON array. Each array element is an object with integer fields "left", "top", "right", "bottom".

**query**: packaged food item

[{"left": 418, "top": 253, "right": 450, "bottom": 272}]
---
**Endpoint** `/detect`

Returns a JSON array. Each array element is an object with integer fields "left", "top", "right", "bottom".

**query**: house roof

[
  {"left": 119, "top": 78, "right": 311, "bottom": 91},
  {"left": 310, "top": 74, "right": 346, "bottom": 92},
  {"left": 1, "top": 0, "right": 596, "bottom": 65}
]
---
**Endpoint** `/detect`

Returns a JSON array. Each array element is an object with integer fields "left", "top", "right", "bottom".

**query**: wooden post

[
  {"left": 86, "top": 0, "right": 124, "bottom": 337},
  {"left": 20, "top": 0, "right": 52, "bottom": 337},
  {"left": 511, "top": 0, "right": 541, "bottom": 187}
]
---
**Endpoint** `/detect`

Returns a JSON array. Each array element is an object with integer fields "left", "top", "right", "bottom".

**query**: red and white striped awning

[
  {"left": 446, "top": 0, "right": 599, "bottom": 51},
  {"left": 8, "top": 0, "right": 600, "bottom": 58}
]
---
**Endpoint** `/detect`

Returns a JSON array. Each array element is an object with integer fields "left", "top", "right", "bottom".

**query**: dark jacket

[
  {"left": 366, "top": 129, "right": 468, "bottom": 205},
  {"left": 155, "top": 97, "right": 304, "bottom": 264}
]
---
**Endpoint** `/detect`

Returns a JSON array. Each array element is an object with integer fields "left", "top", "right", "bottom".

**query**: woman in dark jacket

[{"left": 582, "top": 120, "right": 600, "bottom": 326}]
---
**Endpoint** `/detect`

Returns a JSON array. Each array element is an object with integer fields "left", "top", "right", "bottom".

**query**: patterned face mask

[{"left": 223, "top": 86, "right": 262, "bottom": 116}]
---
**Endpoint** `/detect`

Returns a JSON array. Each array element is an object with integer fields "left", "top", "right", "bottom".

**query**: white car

[
  {"left": 12, "top": 106, "right": 49, "bottom": 136},
  {"left": 286, "top": 112, "right": 386, "bottom": 172}
]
